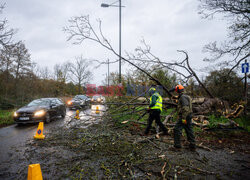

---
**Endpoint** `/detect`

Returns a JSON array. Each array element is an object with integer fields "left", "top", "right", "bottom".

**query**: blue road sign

[
  {"left": 37, "top": 129, "right": 42, "bottom": 135},
  {"left": 242, "top": 62, "right": 249, "bottom": 73}
]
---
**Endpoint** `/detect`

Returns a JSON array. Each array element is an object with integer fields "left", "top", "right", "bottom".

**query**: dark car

[
  {"left": 67, "top": 95, "right": 90, "bottom": 109},
  {"left": 13, "top": 98, "right": 66, "bottom": 124},
  {"left": 91, "top": 95, "right": 105, "bottom": 104}
]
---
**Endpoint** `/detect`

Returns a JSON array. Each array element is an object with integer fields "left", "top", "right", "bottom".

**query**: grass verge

[
  {"left": 208, "top": 114, "right": 250, "bottom": 132},
  {"left": 0, "top": 109, "right": 15, "bottom": 127}
]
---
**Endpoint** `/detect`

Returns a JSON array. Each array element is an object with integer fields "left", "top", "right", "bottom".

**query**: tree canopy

[
  {"left": 199, "top": 0, "right": 250, "bottom": 73},
  {"left": 204, "top": 68, "right": 244, "bottom": 104}
]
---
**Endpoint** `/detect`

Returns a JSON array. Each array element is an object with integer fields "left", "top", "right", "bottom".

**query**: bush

[
  {"left": 0, "top": 98, "right": 15, "bottom": 110},
  {"left": 204, "top": 69, "right": 244, "bottom": 104}
]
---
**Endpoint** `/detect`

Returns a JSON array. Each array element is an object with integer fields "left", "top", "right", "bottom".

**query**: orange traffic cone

[
  {"left": 96, "top": 106, "right": 100, "bottom": 114},
  {"left": 75, "top": 109, "right": 80, "bottom": 119},
  {"left": 34, "top": 122, "right": 45, "bottom": 139},
  {"left": 27, "top": 164, "right": 43, "bottom": 180}
]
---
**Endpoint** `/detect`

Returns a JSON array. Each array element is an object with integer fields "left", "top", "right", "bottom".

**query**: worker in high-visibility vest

[
  {"left": 170, "top": 84, "right": 196, "bottom": 150},
  {"left": 144, "top": 87, "right": 168, "bottom": 135}
]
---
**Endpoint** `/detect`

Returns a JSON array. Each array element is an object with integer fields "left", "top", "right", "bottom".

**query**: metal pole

[
  {"left": 108, "top": 59, "right": 110, "bottom": 87},
  {"left": 119, "top": 0, "right": 122, "bottom": 83},
  {"left": 244, "top": 59, "right": 247, "bottom": 116}
]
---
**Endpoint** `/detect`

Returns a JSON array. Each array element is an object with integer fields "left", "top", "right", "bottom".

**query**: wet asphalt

[
  {"left": 0, "top": 106, "right": 106, "bottom": 165},
  {"left": 1, "top": 106, "right": 250, "bottom": 179}
]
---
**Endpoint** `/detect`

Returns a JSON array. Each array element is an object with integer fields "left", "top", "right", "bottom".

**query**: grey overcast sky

[{"left": 3, "top": 0, "right": 228, "bottom": 85}]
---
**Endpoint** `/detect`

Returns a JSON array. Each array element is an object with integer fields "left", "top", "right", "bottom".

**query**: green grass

[
  {"left": 161, "top": 108, "right": 174, "bottom": 116},
  {"left": 207, "top": 114, "right": 228, "bottom": 128},
  {"left": 234, "top": 117, "right": 250, "bottom": 132},
  {"left": 193, "top": 126, "right": 203, "bottom": 133},
  {"left": 0, "top": 109, "right": 15, "bottom": 126},
  {"left": 207, "top": 114, "right": 250, "bottom": 132}
]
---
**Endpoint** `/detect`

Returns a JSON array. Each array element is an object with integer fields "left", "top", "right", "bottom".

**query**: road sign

[{"left": 242, "top": 62, "right": 249, "bottom": 73}]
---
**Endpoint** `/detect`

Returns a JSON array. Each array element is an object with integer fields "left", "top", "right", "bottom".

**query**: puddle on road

[{"left": 63, "top": 105, "right": 107, "bottom": 129}]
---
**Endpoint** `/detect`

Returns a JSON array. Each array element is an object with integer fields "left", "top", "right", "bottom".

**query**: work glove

[
  {"left": 172, "top": 95, "right": 178, "bottom": 100},
  {"left": 171, "top": 96, "right": 178, "bottom": 103}
]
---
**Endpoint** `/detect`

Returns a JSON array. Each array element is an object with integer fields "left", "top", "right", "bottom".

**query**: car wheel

[
  {"left": 80, "top": 105, "right": 85, "bottom": 109},
  {"left": 45, "top": 113, "right": 51, "bottom": 124},
  {"left": 61, "top": 109, "right": 66, "bottom": 118}
]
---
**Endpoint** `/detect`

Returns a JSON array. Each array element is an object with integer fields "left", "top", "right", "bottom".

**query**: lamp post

[
  {"left": 107, "top": 59, "right": 110, "bottom": 87},
  {"left": 101, "top": 0, "right": 123, "bottom": 84}
]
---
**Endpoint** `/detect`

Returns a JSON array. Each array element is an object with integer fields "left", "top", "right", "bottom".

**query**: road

[{"left": 0, "top": 107, "right": 105, "bottom": 165}]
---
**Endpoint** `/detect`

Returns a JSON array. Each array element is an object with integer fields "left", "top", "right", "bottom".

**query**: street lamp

[{"left": 101, "top": 0, "right": 123, "bottom": 84}]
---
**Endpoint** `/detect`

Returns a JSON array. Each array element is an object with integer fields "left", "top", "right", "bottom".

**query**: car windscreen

[
  {"left": 27, "top": 99, "right": 50, "bottom": 106},
  {"left": 75, "top": 95, "right": 87, "bottom": 100},
  {"left": 92, "top": 96, "right": 101, "bottom": 100}
]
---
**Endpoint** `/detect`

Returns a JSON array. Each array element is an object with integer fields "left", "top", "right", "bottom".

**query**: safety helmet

[
  {"left": 149, "top": 87, "right": 156, "bottom": 95},
  {"left": 175, "top": 84, "right": 184, "bottom": 93}
]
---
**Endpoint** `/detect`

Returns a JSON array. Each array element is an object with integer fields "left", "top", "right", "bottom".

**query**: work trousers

[
  {"left": 144, "top": 109, "right": 167, "bottom": 135},
  {"left": 174, "top": 113, "right": 195, "bottom": 148}
]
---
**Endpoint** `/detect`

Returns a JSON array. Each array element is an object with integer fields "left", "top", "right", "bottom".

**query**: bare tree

[
  {"left": 0, "top": 44, "right": 15, "bottom": 74},
  {"left": 63, "top": 15, "right": 213, "bottom": 98},
  {"left": 124, "top": 40, "right": 214, "bottom": 97},
  {"left": 0, "top": 4, "right": 16, "bottom": 48},
  {"left": 63, "top": 16, "right": 174, "bottom": 97},
  {"left": 0, "top": 44, "right": 15, "bottom": 98},
  {"left": 68, "top": 56, "right": 92, "bottom": 94},
  {"left": 11, "top": 41, "right": 32, "bottom": 79},
  {"left": 198, "top": 0, "right": 250, "bottom": 74},
  {"left": 0, "top": 41, "right": 33, "bottom": 98},
  {"left": 54, "top": 62, "right": 70, "bottom": 82},
  {"left": 0, "top": 41, "right": 32, "bottom": 79},
  {"left": 35, "top": 66, "right": 51, "bottom": 80}
]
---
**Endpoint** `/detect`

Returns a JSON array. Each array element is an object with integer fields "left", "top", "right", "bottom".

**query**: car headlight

[
  {"left": 67, "top": 100, "right": 72, "bottom": 105},
  {"left": 13, "top": 111, "right": 18, "bottom": 117},
  {"left": 34, "top": 110, "right": 46, "bottom": 117}
]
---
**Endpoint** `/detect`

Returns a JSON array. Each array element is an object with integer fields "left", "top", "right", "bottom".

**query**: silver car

[
  {"left": 91, "top": 95, "right": 105, "bottom": 104},
  {"left": 67, "top": 95, "right": 90, "bottom": 109}
]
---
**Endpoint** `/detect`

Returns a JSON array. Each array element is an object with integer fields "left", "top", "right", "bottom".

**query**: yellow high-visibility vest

[{"left": 150, "top": 92, "right": 162, "bottom": 111}]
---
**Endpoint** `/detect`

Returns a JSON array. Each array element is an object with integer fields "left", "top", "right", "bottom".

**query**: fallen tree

[
  {"left": 63, "top": 16, "right": 215, "bottom": 99},
  {"left": 63, "top": 15, "right": 245, "bottom": 130}
]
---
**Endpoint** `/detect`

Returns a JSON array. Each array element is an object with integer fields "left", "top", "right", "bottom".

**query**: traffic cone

[
  {"left": 27, "top": 164, "right": 43, "bottom": 180},
  {"left": 75, "top": 109, "right": 80, "bottom": 119},
  {"left": 96, "top": 106, "right": 100, "bottom": 114},
  {"left": 34, "top": 122, "right": 45, "bottom": 140}
]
